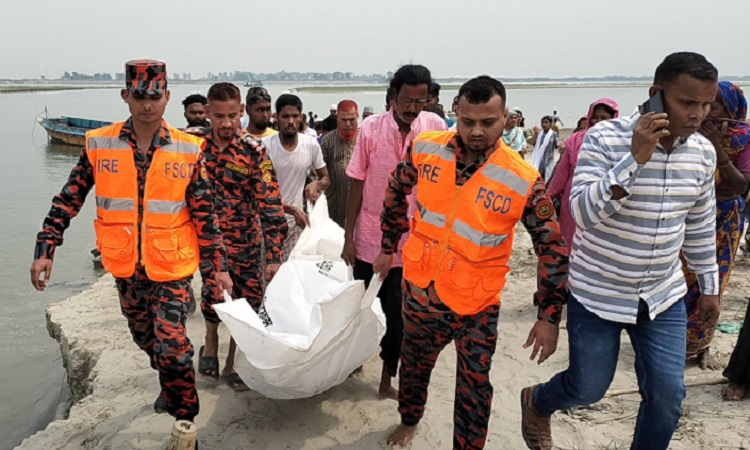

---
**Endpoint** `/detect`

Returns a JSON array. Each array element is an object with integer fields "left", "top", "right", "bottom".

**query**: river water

[{"left": 1, "top": 81, "right": 741, "bottom": 449}]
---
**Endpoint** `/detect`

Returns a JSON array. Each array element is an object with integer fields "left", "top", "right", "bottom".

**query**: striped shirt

[
  {"left": 320, "top": 131, "right": 357, "bottom": 228},
  {"left": 568, "top": 110, "right": 719, "bottom": 324}
]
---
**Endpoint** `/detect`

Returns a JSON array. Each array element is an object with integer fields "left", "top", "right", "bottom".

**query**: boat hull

[
  {"left": 38, "top": 117, "right": 112, "bottom": 147},
  {"left": 47, "top": 130, "right": 86, "bottom": 146}
]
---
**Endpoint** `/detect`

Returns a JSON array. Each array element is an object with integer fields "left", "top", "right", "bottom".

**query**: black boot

[{"left": 154, "top": 394, "right": 167, "bottom": 414}]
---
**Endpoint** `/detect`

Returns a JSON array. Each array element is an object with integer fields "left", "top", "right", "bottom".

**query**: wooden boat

[{"left": 37, "top": 116, "right": 112, "bottom": 146}]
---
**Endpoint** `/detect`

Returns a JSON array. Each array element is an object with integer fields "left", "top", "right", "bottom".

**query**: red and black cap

[{"left": 125, "top": 59, "right": 167, "bottom": 95}]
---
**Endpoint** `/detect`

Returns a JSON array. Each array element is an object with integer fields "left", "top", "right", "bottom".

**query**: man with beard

[
  {"left": 262, "top": 94, "right": 329, "bottom": 261},
  {"left": 245, "top": 87, "right": 278, "bottom": 139},
  {"left": 187, "top": 82, "right": 287, "bottom": 391},
  {"left": 343, "top": 64, "right": 447, "bottom": 401},
  {"left": 378, "top": 76, "right": 568, "bottom": 449},
  {"left": 182, "top": 93, "right": 209, "bottom": 128},
  {"left": 31, "top": 60, "right": 233, "bottom": 433},
  {"left": 320, "top": 100, "right": 359, "bottom": 228}
]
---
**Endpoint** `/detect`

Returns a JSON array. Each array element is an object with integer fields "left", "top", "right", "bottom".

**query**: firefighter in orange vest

[
  {"left": 377, "top": 76, "right": 569, "bottom": 449},
  {"left": 30, "top": 60, "right": 232, "bottom": 428}
]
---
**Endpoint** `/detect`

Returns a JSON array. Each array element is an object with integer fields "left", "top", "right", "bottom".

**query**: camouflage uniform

[
  {"left": 35, "top": 119, "right": 227, "bottom": 421},
  {"left": 186, "top": 128, "right": 287, "bottom": 319},
  {"left": 381, "top": 134, "right": 569, "bottom": 449}
]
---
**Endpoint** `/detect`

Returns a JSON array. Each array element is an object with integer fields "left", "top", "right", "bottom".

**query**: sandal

[
  {"left": 198, "top": 345, "right": 219, "bottom": 380},
  {"left": 721, "top": 383, "right": 748, "bottom": 401},
  {"left": 223, "top": 372, "right": 250, "bottom": 392},
  {"left": 520, "top": 386, "right": 553, "bottom": 450}
]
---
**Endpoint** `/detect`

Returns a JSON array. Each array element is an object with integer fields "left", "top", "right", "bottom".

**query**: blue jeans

[{"left": 533, "top": 294, "right": 686, "bottom": 450}]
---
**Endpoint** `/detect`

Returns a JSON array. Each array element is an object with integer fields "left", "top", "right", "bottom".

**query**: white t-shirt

[
  {"left": 262, "top": 133, "right": 326, "bottom": 210},
  {"left": 303, "top": 127, "right": 318, "bottom": 138}
]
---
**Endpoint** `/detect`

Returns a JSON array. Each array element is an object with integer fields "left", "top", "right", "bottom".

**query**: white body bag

[{"left": 214, "top": 195, "right": 386, "bottom": 399}]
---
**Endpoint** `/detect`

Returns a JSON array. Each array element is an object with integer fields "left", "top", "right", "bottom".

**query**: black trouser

[{"left": 353, "top": 259, "right": 403, "bottom": 377}]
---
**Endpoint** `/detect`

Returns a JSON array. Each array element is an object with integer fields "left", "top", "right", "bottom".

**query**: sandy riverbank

[{"left": 15, "top": 220, "right": 750, "bottom": 449}]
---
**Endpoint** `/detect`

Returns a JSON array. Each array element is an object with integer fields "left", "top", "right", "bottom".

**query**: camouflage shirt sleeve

[
  {"left": 380, "top": 145, "right": 418, "bottom": 255},
  {"left": 521, "top": 178, "right": 569, "bottom": 324},
  {"left": 245, "top": 136, "right": 288, "bottom": 264},
  {"left": 34, "top": 148, "right": 94, "bottom": 261},
  {"left": 187, "top": 150, "right": 228, "bottom": 274}
]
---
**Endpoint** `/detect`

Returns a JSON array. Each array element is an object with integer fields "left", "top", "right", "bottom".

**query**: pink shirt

[
  {"left": 346, "top": 111, "right": 447, "bottom": 266},
  {"left": 547, "top": 134, "right": 580, "bottom": 248}
]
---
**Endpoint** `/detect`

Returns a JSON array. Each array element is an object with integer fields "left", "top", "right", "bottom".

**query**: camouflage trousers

[
  {"left": 201, "top": 257, "right": 264, "bottom": 324},
  {"left": 399, "top": 280, "right": 499, "bottom": 450},
  {"left": 115, "top": 268, "right": 198, "bottom": 421}
]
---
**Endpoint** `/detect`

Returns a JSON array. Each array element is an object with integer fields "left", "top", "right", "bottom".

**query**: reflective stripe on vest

[
  {"left": 96, "top": 196, "right": 135, "bottom": 211},
  {"left": 413, "top": 141, "right": 454, "bottom": 162},
  {"left": 161, "top": 141, "right": 201, "bottom": 155},
  {"left": 416, "top": 200, "right": 446, "bottom": 228},
  {"left": 482, "top": 163, "right": 531, "bottom": 197},
  {"left": 452, "top": 218, "right": 507, "bottom": 247},
  {"left": 87, "top": 136, "right": 132, "bottom": 151},
  {"left": 148, "top": 200, "right": 187, "bottom": 214}
]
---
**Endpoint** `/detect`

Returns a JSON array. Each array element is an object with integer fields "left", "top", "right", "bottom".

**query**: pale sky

[{"left": 1, "top": 0, "right": 748, "bottom": 80}]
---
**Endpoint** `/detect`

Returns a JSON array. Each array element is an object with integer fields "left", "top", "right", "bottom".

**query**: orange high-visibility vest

[
  {"left": 402, "top": 131, "right": 538, "bottom": 315},
  {"left": 86, "top": 121, "right": 204, "bottom": 281}
]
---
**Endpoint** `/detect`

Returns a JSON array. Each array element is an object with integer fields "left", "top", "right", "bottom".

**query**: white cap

[{"left": 330, "top": 104, "right": 337, "bottom": 111}]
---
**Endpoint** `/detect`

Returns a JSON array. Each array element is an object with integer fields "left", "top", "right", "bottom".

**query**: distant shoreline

[
  {"left": 293, "top": 81, "right": 655, "bottom": 93},
  {"left": 0, "top": 79, "right": 659, "bottom": 94},
  {"left": 0, "top": 85, "right": 117, "bottom": 94},
  {"left": 4, "top": 79, "right": 747, "bottom": 95}
]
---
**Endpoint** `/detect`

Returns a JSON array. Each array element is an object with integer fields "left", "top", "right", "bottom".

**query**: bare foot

[
  {"left": 721, "top": 383, "right": 748, "bottom": 401},
  {"left": 379, "top": 365, "right": 398, "bottom": 401},
  {"left": 379, "top": 384, "right": 398, "bottom": 400},
  {"left": 697, "top": 351, "right": 722, "bottom": 371},
  {"left": 203, "top": 322, "right": 220, "bottom": 358},
  {"left": 386, "top": 424, "right": 417, "bottom": 447},
  {"left": 348, "top": 365, "right": 363, "bottom": 378}
]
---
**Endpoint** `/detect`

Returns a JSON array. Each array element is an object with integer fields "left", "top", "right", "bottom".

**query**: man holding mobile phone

[{"left": 520, "top": 52, "right": 720, "bottom": 450}]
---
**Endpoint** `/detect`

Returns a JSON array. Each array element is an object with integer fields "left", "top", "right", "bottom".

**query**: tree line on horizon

[{"left": 39, "top": 70, "right": 750, "bottom": 83}]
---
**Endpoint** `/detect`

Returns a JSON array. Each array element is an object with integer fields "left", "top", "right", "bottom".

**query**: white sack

[
  {"left": 214, "top": 195, "right": 386, "bottom": 399},
  {"left": 289, "top": 195, "right": 345, "bottom": 262}
]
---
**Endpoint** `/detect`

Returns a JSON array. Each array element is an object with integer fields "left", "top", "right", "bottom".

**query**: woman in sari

[
  {"left": 529, "top": 116, "right": 557, "bottom": 182},
  {"left": 547, "top": 98, "right": 619, "bottom": 247},
  {"left": 682, "top": 82, "right": 750, "bottom": 378},
  {"left": 502, "top": 109, "right": 527, "bottom": 156}
]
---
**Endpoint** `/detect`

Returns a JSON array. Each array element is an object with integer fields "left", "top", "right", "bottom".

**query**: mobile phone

[{"left": 639, "top": 91, "right": 665, "bottom": 115}]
